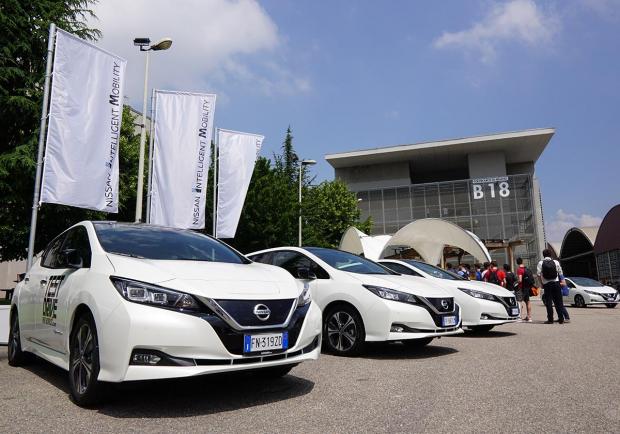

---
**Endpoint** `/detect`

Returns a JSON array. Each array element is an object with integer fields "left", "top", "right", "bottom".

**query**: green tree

[
  {"left": 0, "top": 0, "right": 101, "bottom": 260},
  {"left": 302, "top": 180, "right": 372, "bottom": 248}
]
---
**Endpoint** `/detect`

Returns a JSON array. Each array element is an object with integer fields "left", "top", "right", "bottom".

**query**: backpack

[
  {"left": 506, "top": 271, "right": 518, "bottom": 290},
  {"left": 487, "top": 270, "right": 500, "bottom": 285},
  {"left": 541, "top": 259, "right": 558, "bottom": 280},
  {"left": 522, "top": 268, "right": 534, "bottom": 289}
]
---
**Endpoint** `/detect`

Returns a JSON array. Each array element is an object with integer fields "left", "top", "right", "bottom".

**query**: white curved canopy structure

[{"left": 340, "top": 219, "right": 492, "bottom": 264}]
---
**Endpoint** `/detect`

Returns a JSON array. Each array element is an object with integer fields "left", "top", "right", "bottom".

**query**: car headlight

[
  {"left": 297, "top": 283, "right": 312, "bottom": 306},
  {"left": 584, "top": 290, "right": 600, "bottom": 296},
  {"left": 110, "top": 277, "right": 202, "bottom": 312},
  {"left": 363, "top": 285, "right": 419, "bottom": 304},
  {"left": 459, "top": 287, "right": 496, "bottom": 301}
]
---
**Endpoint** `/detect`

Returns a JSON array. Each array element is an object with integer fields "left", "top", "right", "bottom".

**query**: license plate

[
  {"left": 511, "top": 307, "right": 519, "bottom": 316},
  {"left": 244, "top": 332, "right": 288, "bottom": 353},
  {"left": 442, "top": 316, "right": 457, "bottom": 327}
]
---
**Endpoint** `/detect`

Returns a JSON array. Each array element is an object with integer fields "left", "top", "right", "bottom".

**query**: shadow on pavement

[
  {"left": 361, "top": 341, "right": 458, "bottom": 360},
  {"left": 458, "top": 330, "right": 517, "bottom": 338},
  {"left": 20, "top": 355, "right": 314, "bottom": 417}
]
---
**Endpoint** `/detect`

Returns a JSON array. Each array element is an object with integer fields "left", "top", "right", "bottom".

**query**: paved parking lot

[{"left": 1, "top": 302, "right": 619, "bottom": 433}]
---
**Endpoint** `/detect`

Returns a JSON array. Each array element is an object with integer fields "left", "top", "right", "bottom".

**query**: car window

[
  {"left": 271, "top": 251, "right": 329, "bottom": 279},
  {"left": 41, "top": 234, "right": 68, "bottom": 269},
  {"left": 566, "top": 280, "right": 576, "bottom": 288},
  {"left": 249, "top": 252, "right": 271, "bottom": 264},
  {"left": 305, "top": 247, "right": 393, "bottom": 275},
  {"left": 382, "top": 262, "right": 421, "bottom": 276},
  {"left": 61, "top": 226, "right": 92, "bottom": 268},
  {"left": 405, "top": 260, "right": 465, "bottom": 280},
  {"left": 570, "top": 277, "right": 603, "bottom": 287},
  {"left": 93, "top": 223, "right": 248, "bottom": 264}
]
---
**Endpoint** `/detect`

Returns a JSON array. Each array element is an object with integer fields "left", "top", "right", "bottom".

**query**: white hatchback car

[
  {"left": 8, "top": 222, "right": 322, "bottom": 406},
  {"left": 563, "top": 277, "right": 619, "bottom": 308},
  {"left": 379, "top": 259, "right": 520, "bottom": 332},
  {"left": 247, "top": 247, "right": 462, "bottom": 355}
]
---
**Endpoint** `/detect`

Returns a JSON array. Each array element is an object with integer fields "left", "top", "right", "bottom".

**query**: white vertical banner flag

[
  {"left": 216, "top": 129, "right": 264, "bottom": 238},
  {"left": 41, "top": 29, "right": 126, "bottom": 212},
  {"left": 150, "top": 90, "right": 216, "bottom": 229}
]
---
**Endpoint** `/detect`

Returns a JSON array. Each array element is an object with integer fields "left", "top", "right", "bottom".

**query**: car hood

[
  {"left": 461, "top": 280, "right": 516, "bottom": 297},
  {"left": 106, "top": 254, "right": 298, "bottom": 299},
  {"left": 346, "top": 273, "right": 451, "bottom": 298},
  {"left": 578, "top": 285, "right": 617, "bottom": 294}
]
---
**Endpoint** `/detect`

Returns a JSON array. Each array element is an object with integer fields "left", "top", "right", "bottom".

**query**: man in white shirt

[{"left": 537, "top": 249, "right": 566, "bottom": 324}]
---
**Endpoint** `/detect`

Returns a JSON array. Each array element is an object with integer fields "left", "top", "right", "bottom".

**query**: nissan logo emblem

[
  {"left": 441, "top": 299, "right": 450, "bottom": 310},
  {"left": 253, "top": 304, "right": 271, "bottom": 321}
]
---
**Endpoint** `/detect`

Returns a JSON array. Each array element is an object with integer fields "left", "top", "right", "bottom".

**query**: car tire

[
  {"left": 69, "top": 312, "right": 104, "bottom": 407},
  {"left": 574, "top": 295, "right": 586, "bottom": 308},
  {"left": 8, "top": 309, "right": 31, "bottom": 367},
  {"left": 260, "top": 364, "right": 298, "bottom": 378},
  {"left": 468, "top": 325, "right": 495, "bottom": 333},
  {"left": 402, "top": 337, "right": 434, "bottom": 348},
  {"left": 606, "top": 303, "right": 617, "bottom": 308},
  {"left": 323, "top": 304, "right": 365, "bottom": 356}
]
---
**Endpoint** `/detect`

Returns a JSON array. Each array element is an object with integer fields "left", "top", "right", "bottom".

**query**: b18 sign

[{"left": 471, "top": 176, "right": 510, "bottom": 200}]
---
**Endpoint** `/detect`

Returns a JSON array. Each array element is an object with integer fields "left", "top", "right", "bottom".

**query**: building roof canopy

[
  {"left": 594, "top": 204, "right": 620, "bottom": 254},
  {"left": 326, "top": 128, "right": 555, "bottom": 169},
  {"left": 560, "top": 227, "right": 599, "bottom": 260}
]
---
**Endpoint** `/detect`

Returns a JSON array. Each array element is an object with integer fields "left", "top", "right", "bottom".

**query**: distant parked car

[
  {"left": 563, "top": 277, "right": 619, "bottom": 308},
  {"left": 248, "top": 247, "right": 462, "bottom": 355}
]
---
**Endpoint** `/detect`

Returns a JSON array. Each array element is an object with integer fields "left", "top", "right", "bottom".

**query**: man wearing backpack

[
  {"left": 485, "top": 261, "right": 506, "bottom": 287},
  {"left": 537, "top": 249, "right": 566, "bottom": 324},
  {"left": 517, "top": 257, "right": 533, "bottom": 322}
]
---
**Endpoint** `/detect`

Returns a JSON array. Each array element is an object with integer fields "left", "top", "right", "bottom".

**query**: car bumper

[
  {"left": 364, "top": 300, "right": 463, "bottom": 342},
  {"left": 98, "top": 300, "right": 322, "bottom": 382},
  {"left": 460, "top": 298, "right": 520, "bottom": 327}
]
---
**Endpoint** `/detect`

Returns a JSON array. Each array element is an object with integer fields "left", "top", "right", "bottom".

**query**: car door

[
  {"left": 564, "top": 279, "right": 576, "bottom": 303},
  {"left": 266, "top": 250, "right": 331, "bottom": 309}
]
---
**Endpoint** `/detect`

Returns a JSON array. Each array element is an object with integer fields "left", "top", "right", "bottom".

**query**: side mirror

[
  {"left": 62, "top": 249, "right": 83, "bottom": 269},
  {"left": 296, "top": 266, "right": 317, "bottom": 280}
]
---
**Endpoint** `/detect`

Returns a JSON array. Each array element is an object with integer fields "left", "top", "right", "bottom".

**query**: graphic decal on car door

[{"left": 42, "top": 276, "right": 65, "bottom": 326}]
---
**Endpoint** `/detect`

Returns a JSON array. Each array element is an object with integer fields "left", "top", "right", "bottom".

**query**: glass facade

[{"left": 355, "top": 174, "right": 540, "bottom": 267}]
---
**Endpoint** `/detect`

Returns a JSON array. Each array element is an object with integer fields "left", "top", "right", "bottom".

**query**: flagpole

[
  {"left": 145, "top": 88, "right": 156, "bottom": 223},
  {"left": 212, "top": 128, "right": 218, "bottom": 237},
  {"left": 27, "top": 23, "right": 56, "bottom": 270}
]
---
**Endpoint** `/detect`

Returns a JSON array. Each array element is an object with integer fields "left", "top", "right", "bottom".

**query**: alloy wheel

[
  {"left": 326, "top": 311, "right": 357, "bottom": 352},
  {"left": 575, "top": 295, "right": 586, "bottom": 308},
  {"left": 8, "top": 313, "right": 20, "bottom": 361},
  {"left": 71, "top": 323, "right": 95, "bottom": 395}
]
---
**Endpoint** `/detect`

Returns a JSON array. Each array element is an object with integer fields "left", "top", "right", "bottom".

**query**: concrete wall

[
  {"left": 335, "top": 161, "right": 410, "bottom": 191},
  {"left": 507, "top": 162, "right": 535, "bottom": 175},
  {"left": 467, "top": 151, "right": 507, "bottom": 178}
]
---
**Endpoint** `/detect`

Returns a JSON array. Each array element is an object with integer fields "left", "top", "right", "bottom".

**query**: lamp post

[
  {"left": 133, "top": 37, "right": 172, "bottom": 223},
  {"left": 298, "top": 159, "right": 316, "bottom": 247}
]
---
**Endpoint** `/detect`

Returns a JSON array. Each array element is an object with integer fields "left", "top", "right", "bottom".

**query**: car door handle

[
  {"left": 53, "top": 329, "right": 63, "bottom": 335},
  {"left": 24, "top": 277, "right": 29, "bottom": 283},
  {"left": 40, "top": 279, "right": 47, "bottom": 286}
]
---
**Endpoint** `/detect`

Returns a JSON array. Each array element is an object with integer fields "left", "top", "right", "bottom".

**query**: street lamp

[
  {"left": 133, "top": 37, "right": 172, "bottom": 223},
  {"left": 298, "top": 159, "right": 316, "bottom": 247}
]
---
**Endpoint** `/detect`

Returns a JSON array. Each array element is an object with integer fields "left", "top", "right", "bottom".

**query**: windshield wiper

[{"left": 109, "top": 252, "right": 146, "bottom": 259}]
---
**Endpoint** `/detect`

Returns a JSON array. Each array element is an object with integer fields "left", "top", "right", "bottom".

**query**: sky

[{"left": 91, "top": 0, "right": 620, "bottom": 242}]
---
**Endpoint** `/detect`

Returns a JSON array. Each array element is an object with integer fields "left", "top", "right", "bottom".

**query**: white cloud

[
  {"left": 433, "top": 0, "right": 560, "bottom": 63},
  {"left": 89, "top": 0, "right": 309, "bottom": 105},
  {"left": 545, "top": 209, "right": 603, "bottom": 243}
]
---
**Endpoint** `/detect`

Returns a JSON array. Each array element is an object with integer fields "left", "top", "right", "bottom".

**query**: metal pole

[
  {"left": 298, "top": 164, "right": 303, "bottom": 247},
  {"left": 27, "top": 23, "right": 56, "bottom": 270},
  {"left": 135, "top": 49, "right": 150, "bottom": 222},
  {"left": 145, "top": 88, "right": 156, "bottom": 223},
  {"left": 212, "top": 129, "right": 218, "bottom": 237}
]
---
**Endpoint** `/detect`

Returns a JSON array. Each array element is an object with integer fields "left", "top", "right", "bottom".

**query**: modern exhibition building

[{"left": 326, "top": 128, "right": 555, "bottom": 267}]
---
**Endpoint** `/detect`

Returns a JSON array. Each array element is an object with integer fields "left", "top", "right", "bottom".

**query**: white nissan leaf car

[
  {"left": 247, "top": 247, "right": 462, "bottom": 356},
  {"left": 563, "top": 277, "right": 619, "bottom": 308},
  {"left": 8, "top": 222, "right": 322, "bottom": 406},
  {"left": 379, "top": 259, "right": 519, "bottom": 332}
]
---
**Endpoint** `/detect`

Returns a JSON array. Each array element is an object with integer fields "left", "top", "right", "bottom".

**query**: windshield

[
  {"left": 570, "top": 277, "right": 604, "bottom": 287},
  {"left": 305, "top": 248, "right": 392, "bottom": 275},
  {"left": 406, "top": 260, "right": 466, "bottom": 280},
  {"left": 93, "top": 223, "right": 248, "bottom": 264}
]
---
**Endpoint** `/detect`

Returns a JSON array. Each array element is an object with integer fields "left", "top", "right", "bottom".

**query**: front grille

[
  {"left": 502, "top": 296, "right": 517, "bottom": 307},
  {"left": 418, "top": 303, "right": 460, "bottom": 328},
  {"left": 425, "top": 297, "right": 455, "bottom": 313},
  {"left": 602, "top": 293, "right": 617, "bottom": 301},
  {"left": 214, "top": 298, "right": 296, "bottom": 327},
  {"left": 201, "top": 303, "right": 309, "bottom": 355}
]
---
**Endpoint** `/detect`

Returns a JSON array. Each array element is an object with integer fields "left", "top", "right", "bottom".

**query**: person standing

[
  {"left": 474, "top": 264, "right": 483, "bottom": 281},
  {"left": 537, "top": 249, "right": 566, "bottom": 324},
  {"left": 516, "top": 257, "right": 533, "bottom": 322}
]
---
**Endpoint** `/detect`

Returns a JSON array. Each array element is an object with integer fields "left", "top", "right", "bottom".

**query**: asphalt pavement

[{"left": 1, "top": 302, "right": 619, "bottom": 433}]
